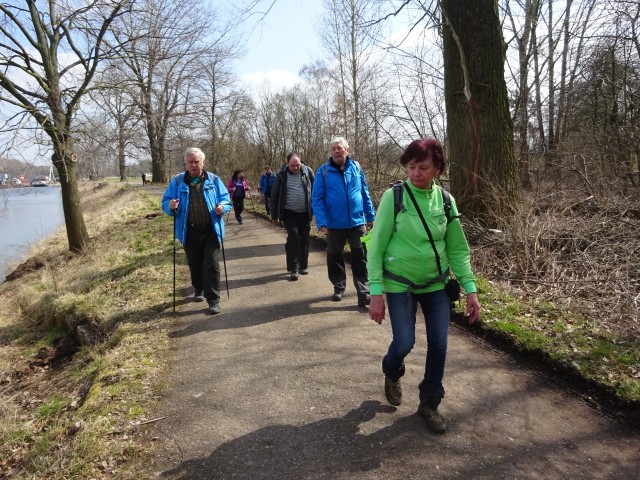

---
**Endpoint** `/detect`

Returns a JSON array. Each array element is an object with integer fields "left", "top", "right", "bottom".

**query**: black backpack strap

[
  {"left": 392, "top": 181, "right": 405, "bottom": 230},
  {"left": 439, "top": 187, "right": 458, "bottom": 224}
]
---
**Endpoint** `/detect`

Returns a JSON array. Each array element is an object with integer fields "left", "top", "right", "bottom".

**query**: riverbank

[
  {"left": 1, "top": 182, "right": 173, "bottom": 478},
  {"left": 0, "top": 182, "right": 638, "bottom": 478}
]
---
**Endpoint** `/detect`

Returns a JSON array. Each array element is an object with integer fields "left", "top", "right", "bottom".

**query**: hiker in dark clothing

[{"left": 271, "top": 153, "right": 314, "bottom": 280}]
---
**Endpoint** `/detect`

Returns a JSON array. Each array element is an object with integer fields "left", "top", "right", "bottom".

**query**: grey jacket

[{"left": 270, "top": 166, "right": 314, "bottom": 221}]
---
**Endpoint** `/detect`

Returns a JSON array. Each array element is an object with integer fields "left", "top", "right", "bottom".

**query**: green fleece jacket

[{"left": 366, "top": 180, "right": 476, "bottom": 296}]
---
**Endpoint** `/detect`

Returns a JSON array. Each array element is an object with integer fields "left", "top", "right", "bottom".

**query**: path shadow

[
  {"left": 167, "top": 295, "right": 364, "bottom": 338},
  {"left": 226, "top": 272, "right": 286, "bottom": 290},
  {"left": 160, "top": 400, "right": 407, "bottom": 479},
  {"left": 157, "top": 397, "right": 640, "bottom": 480},
  {"left": 223, "top": 243, "right": 284, "bottom": 261}
]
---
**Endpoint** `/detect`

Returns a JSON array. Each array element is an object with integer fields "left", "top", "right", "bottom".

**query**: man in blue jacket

[
  {"left": 259, "top": 165, "right": 276, "bottom": 215},
  {"left": 311, "top": 136, "right": 375, "bottom": 307},
  {"left": 162, "top": 147, "right": 232, "bottom": 314}
]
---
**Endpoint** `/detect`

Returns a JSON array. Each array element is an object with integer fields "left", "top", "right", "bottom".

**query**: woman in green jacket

[{"left": 367, "top": 138, "right": 481, "bottom": 434}]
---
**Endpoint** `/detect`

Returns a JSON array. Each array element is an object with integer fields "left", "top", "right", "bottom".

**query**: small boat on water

[{"left": 32, "top": 181, "right": 49, "bottom": 187}]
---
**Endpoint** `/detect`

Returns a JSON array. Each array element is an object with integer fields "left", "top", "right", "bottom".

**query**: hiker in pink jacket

[{"left": 227, "top": 169, "right": 250, "bottom": 224}]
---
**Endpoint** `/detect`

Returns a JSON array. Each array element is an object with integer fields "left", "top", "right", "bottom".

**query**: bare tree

[
  {"left": 299, "top": 61, "right": 342, "bottom": 164},
  {"left": 384, "top": 31, "right": 446, "bottom": 145},
  {"left": 187, "top": 48, "right": 249, "bottom": 173},
  {"left": 88, "top": 69, "right": 141, "bottom": 181},
  {"left": 0, "top": 0, "right": 132, "bottom": 252},
  {"left": 318, "top": 0, "right": 383, "bottom": 158},
  {"left": 110, "top": 0, "right": 227, "bottom": 183},
  {"left": 503, "top": 0, "right": 541, "bottom": 190}
]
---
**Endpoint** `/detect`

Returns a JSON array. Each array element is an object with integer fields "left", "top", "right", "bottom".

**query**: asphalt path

[{"left": 147, "top": 211, "right": 638, "bottom": 480}]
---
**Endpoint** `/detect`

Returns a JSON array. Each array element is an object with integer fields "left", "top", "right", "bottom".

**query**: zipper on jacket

[{"left": 342, "top": 170, "right": 352, "bottom": 228}]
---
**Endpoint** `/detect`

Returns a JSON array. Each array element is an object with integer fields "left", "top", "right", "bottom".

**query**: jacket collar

[
  {"left": 329, "top": 155, "right": 351, "bottom": 170},
  {"left": 184, "top": 170, "right": 207, "bottom": 183}
]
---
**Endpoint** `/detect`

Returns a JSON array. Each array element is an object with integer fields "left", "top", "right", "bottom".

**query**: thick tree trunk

[
  {"left": 441, "top": 0, "right": 518, "bottom": 221},
  {"left": 52, "top": 146, "right": 90, "bottom": 253}
]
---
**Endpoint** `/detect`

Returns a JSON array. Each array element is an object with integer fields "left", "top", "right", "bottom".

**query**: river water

[{"left": 0, "top": 186, "right": 65, "bottom": 283}]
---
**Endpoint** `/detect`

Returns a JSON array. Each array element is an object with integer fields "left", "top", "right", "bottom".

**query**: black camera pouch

[{"left": 445, "top": 278, "right": 461, "bottom": 302}]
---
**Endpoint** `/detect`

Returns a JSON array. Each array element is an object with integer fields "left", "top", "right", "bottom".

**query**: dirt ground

[{"left": 145, "top": 213, "right": 639, "bottom": 480}]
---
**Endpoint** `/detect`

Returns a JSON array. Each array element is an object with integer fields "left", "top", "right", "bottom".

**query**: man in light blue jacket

[
  {"left": 311, "top": 137, "right": 375, "bottom": 307},
  {"left": 162, "top": 147, "right": 232, "bottom": 314}
]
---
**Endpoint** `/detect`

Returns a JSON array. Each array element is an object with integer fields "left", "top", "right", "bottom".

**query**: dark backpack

[{"left": 391, "top": 181, "right": 455, "bottom": 230}]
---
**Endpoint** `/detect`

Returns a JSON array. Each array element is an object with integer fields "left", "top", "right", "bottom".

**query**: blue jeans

[{"left": 382, "top": 289, "right": 450, "bottom": 408}]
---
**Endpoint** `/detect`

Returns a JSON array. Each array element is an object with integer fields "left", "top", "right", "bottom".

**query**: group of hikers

[{"left": 161, "top": 136, "right": 480, "bottom": 434}]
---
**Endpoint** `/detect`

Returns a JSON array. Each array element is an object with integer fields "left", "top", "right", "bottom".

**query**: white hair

[
  {"left": 184, "top": 147, "right": 205, "bottom": 162},
  {"left": 330, "top": 136, "right": 349, "bottom": 150}
]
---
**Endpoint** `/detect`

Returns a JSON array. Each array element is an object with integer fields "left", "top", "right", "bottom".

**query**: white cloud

[{"left": 240, "top": 69, "right": 300, "bottom": 94}]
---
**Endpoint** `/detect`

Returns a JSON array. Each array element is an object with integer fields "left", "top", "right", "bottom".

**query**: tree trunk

[
  {"left": 516, "top": 0, "right": 540, "bottom": 191},
  {"left": 532, "top": 25, "right": 546, "bottom": 154},
  {"left": 118, "top": 119, "right": 126, "bottom": 181},
  {"left": 442, "top": 0, "right": 518, "bottom": 221},
  {"left": 52, "top": 146, "right": 90, "bottom": 253},
  {"left": 546, "top": 2, "right": 556, "bottom": 163}
]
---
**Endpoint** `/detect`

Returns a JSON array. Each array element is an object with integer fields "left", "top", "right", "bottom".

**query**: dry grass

[
  {"left": 469, "top": 184, "right": 639, "bottom": 337},
  {"left": 0, "top": 182, "right": 183, "bottom": 479},
  {"left": 461, "top": 182, "right": 640, "bottom": 404}
]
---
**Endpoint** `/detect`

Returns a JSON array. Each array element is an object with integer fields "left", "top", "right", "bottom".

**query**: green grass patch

[
  {"left": 36, "top": 396, "right": 68, "bottom": 419},
  {"left": 475, "top": 277, "right": 640, "bottom": 402}
]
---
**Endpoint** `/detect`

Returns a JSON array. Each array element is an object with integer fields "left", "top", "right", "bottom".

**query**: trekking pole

[
  {"left": 172, "top": 212, "right": 176, "bottom": 313},
  {"left": 218, "top": 213, "right": 230, "bottom": 299},
  {"left": 249, "top": 193, "right": 258, "bottom": 223}
]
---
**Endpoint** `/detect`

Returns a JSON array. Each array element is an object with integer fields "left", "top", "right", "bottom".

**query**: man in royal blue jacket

[
  {"left": 162, "top": 147, "right": 232, "bottom": 314},
  {"left": 259, "top": 165, "right": 276, "bottom": 215},
  {"left": 311, "top": 136, "right": 375, "bottom": 307}
]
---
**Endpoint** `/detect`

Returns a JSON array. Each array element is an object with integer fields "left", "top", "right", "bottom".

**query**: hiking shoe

[
  {"left": 417, "top": 404, "right": 447, "bottom": 434},
  {"left": 207, "top": 301, "right": 221, "bottom": 315},
  {"left": 290, "top": 272, "right": 299, "bottom": 281},
  {"left": 332, "top": 291, "right": 344, "bottom": 301},
  {"left": 384, "top": 377, "right": 402, "bottom": 406},
  {"left": 194, "top": 291, "right": 205, "bottom": 302},
  {"left": 358, "top": 296, "right": 371, "bottom": 307},
  {"left": 299, "top": 269, "right": 309, "bottom": 275}
]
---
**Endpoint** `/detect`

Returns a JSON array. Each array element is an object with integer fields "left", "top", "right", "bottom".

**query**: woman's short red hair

[{"left": 399, "top": 138, "right": 446, "bottom": 175}]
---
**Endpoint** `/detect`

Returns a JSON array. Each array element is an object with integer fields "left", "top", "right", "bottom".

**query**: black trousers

[
  {"left": 283, "top": 209, "right": 311, "bottom": 273},
  {"left": 325, "top": 225, "right": 369, "bottom": 300},
  {"left": 232, "top": 197, "right": 245, "bottom": 220},
  {"left": 264, "top": 194, "right": 271, "bottom": 214},
  {"left": 184, "top": 225, "right": 220, "bottom": 303}
]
